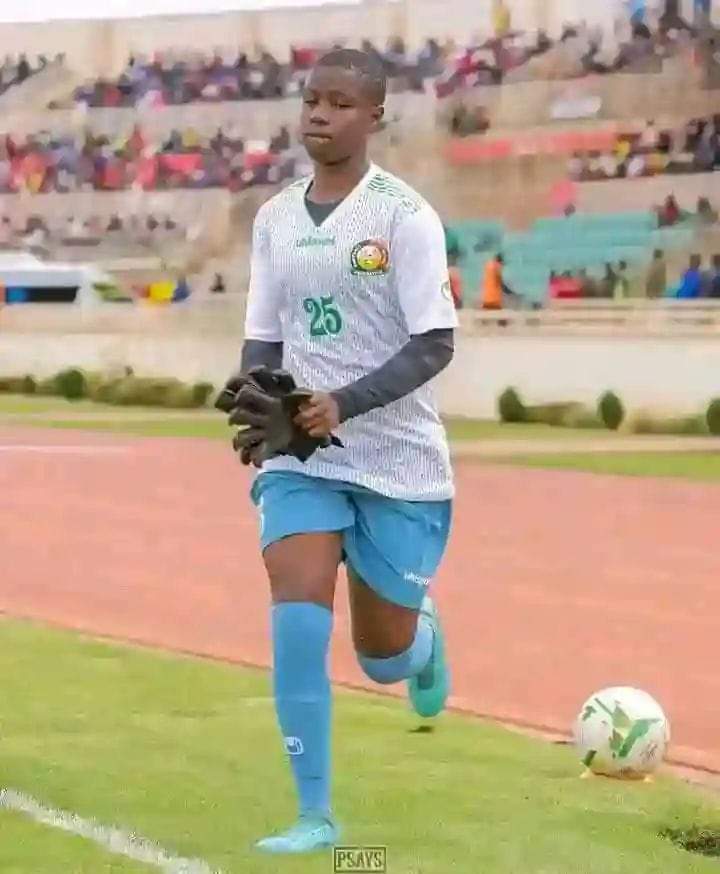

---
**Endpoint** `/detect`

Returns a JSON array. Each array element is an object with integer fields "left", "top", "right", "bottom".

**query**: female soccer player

[{"left": 238, "top": 48, "right": 457, "bottom": 854}]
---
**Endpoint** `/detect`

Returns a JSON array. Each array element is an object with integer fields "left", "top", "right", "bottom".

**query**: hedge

[
  {"left": 559, "top": 406, "right": 604, "bottom": 429},
  {"left": 0, "top": 369, "right": 214, "bottom": 410},
  {"left": 0, "top": 375, "right": 36, "bottom": 394},
  {"left": 525, "top": 402, "right": 584, "bottom": 427},
  {"left": 498, "top": 388, "right": 605, "bottom": 429},
  {"left": 497, "top": 387, "right": 526, "bottom": 423},
  {"left": 598, "top": 391, "right": 624, "bottom": 431},
  {"left": 629, "top": 413, "right": 709, "bottom": 436},
  {"left": 707, "top": 399, "right": 720, "bottom": 436},
  {"left": 55, "top": 368, "right": 87, "bottom": 400}
]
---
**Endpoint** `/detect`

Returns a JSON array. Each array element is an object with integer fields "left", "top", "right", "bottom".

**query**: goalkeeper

[{"left": 218, "top": 48, "right": 457, "bottom": 856}]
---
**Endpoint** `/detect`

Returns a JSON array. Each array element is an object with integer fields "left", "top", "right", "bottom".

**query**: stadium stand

[
  {"left": 569, "top": 115, "right": 720, "bottom": 182},
  {"left": 447, "top": 211, "right": 702, "bottom": 305},
  {"left": 0, "top": 0, "right": 718, "bottom": 321},
  {"left": 0, "top": 123, "right": 295, "bottom": 195},
  {"left": 51, "top": 38, "right": 444, "bottom": 111}
]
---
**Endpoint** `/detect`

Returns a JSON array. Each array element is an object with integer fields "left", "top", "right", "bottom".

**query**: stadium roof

[{"left": 0, "top": 0, "right": 363, "bottom": 24}]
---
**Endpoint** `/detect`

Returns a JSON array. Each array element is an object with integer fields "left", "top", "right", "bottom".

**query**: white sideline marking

[
  {"left": 0, "top": 788, "right": 221, "bottom": 874},
  {"left": 0, "top": 446, "right": 132, "bottom": 455}
]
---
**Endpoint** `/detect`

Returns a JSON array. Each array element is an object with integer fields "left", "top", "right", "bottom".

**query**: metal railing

[
  {"left": 0, "top": 296, "right": 246, "bottom": 335},
  {"left": 461, "top": 299, "right": 720, "bottom": 336},
  {"left": 3, "top": 298, "right": 720, "bottom": 339}
]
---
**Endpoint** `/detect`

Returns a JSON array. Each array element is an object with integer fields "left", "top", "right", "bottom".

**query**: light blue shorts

[{"left": 250, "top": 471, "right": 452, "bottom": 609}]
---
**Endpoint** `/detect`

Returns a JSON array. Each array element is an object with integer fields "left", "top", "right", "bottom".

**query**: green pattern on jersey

[
  {"left": 285, "top": 176, "right": 310, "bottom": 192},
  {"left": 367, "top": 173, "right": 423, "bottom": 215}
]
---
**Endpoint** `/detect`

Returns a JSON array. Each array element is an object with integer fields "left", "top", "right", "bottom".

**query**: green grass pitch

[{"left": 1, "top": 619, "right": 718, "bottom": 873}]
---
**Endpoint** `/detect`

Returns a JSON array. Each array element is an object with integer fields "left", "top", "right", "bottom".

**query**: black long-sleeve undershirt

[{"left": 240, "top": 328, "right": 454, "bottom": 423}]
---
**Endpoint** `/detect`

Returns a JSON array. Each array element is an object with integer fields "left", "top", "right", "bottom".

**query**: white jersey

[{"left": 244, "top": 163, "right": 457, "bottom": 501}]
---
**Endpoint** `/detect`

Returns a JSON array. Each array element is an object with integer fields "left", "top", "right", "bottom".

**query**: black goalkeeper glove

[{"left": 215, "top": 367, "right": 342, "bottom": 468}]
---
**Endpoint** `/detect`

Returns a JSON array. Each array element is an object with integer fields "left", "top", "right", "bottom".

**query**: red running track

[{"left": 1, "top": 427, "right": 719, "bottom": 772}]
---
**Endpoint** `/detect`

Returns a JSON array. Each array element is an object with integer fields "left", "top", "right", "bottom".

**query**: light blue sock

[
  {"left": 357, "top": 613, "right": 434, "bottom": 685},
  {"left": 272, "top": 602, "right": 333, "bottom": 819}
]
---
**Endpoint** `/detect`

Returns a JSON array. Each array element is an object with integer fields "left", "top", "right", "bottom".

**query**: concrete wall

[
  {"left": 577, "top": 172, "right": 720, "bottom": 215},
  {"left": 3, "top": 307, "right": 719, "bottom": 416},
  {"left": 0, "top": 60, "right": 78, "bottom": 112},
  {"left": 0, "top": 303, "right": 244, "bottom": 387},
  {"left": 0, "top": 189, "right": 233, "bottom": 251},
  {"left": 3, "top": 91, "right": 435, "bottom": 142},
  {"left": 14, "top": 69, "right": 700, "bottom": 147},
  {"left": 438, "top": 333, "right": 720, "bottom": 417},
  {"left": 0, "top": 331, "right": 242, "bottom": 387},
  {"left": 458, "top": 67, "right": 719, "bottom": 130}
]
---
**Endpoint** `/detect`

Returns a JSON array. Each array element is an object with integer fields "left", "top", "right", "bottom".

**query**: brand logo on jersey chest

[
  {"left": 297, "top": 235, "right": 335, "bottom": 248},
  {"left": 350, "top": 239, "right": 389, "bottom": 275}
]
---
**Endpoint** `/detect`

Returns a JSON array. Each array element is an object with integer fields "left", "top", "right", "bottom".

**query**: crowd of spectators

[
  {"left": 674, "top": 252, "right": 720, "bottom": 297},
  {"left": 435, "top": 27, "right": 554, "bottom": 97},
  {"left": 65, "top": 9, "right": 699, "bottom": 114},
  {"left": 445, "top": 247, "right": 720, "bottom": 309},
  {"left": 546, "top": 249, "right": 720, "bottom": 301},
  {"left": 67, "top": 50, "right": 289, "bottom": 108},
  {"left": 436, "top": 0, "right": 704, "bottom": 100},
  {"left": 63, "top": 18, "right": 686, "bottom": 113},
  {"left": 0, "top": 123, "right": 295, "bottom": 195},
  {"left": 60, "top": 38, "right": 446, "bottom": 110},
  {"left": 568, "top": 117, "right": 720, "bottom": 183},
  {"left": 653, "top": 193, "right": 719, "bottom": 227},
  {"left": 547, "top": 261, "right": 640, "bottom": 300}
]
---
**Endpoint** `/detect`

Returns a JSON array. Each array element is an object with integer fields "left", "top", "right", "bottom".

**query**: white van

[{"left": 0, "top": 252, "right": 123, "bottom": 306}]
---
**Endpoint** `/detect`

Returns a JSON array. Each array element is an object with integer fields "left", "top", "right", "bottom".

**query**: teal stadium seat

[
  {"left": 533, "top": 212, "right": 657, "bottom": 233},
  {"left": 446, "top": 211, "right": 693, "bottom": 305},
  {"left": 447, "top": 220, "right": 504, "bottom": 304}
]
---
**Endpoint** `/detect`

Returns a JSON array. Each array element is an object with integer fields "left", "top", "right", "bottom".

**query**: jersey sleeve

[
  {"left": 392, "top": 204, "right": 459, "bottom": 335},
  {"left": 243, "top": 206, "right": 283, "bottom": 342}
]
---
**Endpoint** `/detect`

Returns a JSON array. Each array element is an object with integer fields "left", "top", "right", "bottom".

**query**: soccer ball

[{"left": 573, "top": 687, "right": 670, "bottom": 779}]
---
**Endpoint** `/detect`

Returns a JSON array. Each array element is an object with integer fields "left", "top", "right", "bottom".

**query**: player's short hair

[{"left": 315, "top": 49, "right": 387, "bottom": 105}]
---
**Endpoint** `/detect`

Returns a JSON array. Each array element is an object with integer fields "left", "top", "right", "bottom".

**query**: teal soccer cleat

[
  {"left": 408, "top": 597, "right": 450, "bottom": 718},
  {"left": 255, "top": 814, "right": 340, "bottom": 854}
]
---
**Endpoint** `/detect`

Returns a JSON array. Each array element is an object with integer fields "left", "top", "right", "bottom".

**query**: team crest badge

[{"left": 351, "top": 239, "right": 389, "bottom": 275}]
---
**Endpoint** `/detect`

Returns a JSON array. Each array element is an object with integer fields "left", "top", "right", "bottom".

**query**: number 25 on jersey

[{"left": 303, "top": 296, "right": 343, "bottom": 337}]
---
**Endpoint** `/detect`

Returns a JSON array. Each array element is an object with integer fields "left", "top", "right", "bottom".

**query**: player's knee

[
  {"left": 356, "top": 653, "right": 399, "bottom": 685},
  {"left": 353, "top": 626, "right": 416, "bottom": 660},
  {"left": 268, "top": 567, "right": 336, "bottom": 608},
  {"left": 354, "top": 622, "right": 417, "bottom": 683},
  {"left": 348, "top": 569, "right": 418, "bottom": 657}
]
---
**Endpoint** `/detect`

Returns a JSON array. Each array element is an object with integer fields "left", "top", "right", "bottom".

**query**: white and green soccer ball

[{"left": 573, "top": 687, "right": 670, "bottom": 779}]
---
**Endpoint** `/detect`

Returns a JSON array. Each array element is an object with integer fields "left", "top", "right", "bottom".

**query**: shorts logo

[
  {"left": 404, "top": 571, "right": 430, "bottom": 588},
  {"left": 351, "top": 239, "right": 389, "bottom": 275},
  {"left": 284, "top": 736, "right": 304, "bottom": 756}
]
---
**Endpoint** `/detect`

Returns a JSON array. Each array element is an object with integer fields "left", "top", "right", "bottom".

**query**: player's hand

[{"left": 294, "top": 392, "right": 341, "bottom": 438}]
